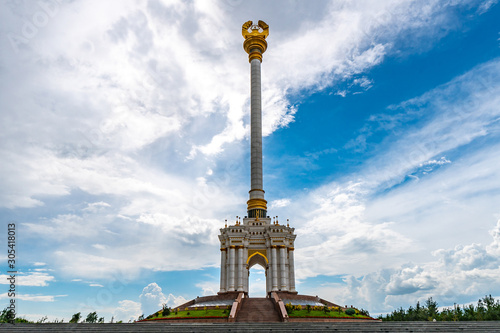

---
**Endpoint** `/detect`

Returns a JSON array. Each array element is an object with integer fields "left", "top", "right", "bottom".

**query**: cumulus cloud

[
  {"left": 195, "top": 281, "right": 218, "bottom": 296},
  {"left": 114, "top": 299, "right": 142, "bottom": 322},
  {"left": 139, "top": 283, "right": 167, "bottom": 316},
  {"left": 325, "top": 220, "right": 500, "bottom": 314},
  {"left": 139, "top": 282, "right": 187, "bottom": 316},
  {"left": 286, "top": 56, "right": 500, "bottom": 313}
]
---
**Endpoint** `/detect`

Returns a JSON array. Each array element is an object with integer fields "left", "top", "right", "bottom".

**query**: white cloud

[
  {"left": 165, "top": 293, "right": 188, "bottom": 308},
  {"left": 139, "top": 283, "right": 167, "bottom": 316},
  {"left": 92, "top": 244, "right": 107, "bottom": 250},
  {"left": 84, "top": 202, "right": 111, "bottom": 213},
  {"left": 311, "top": 220, "right": 500, "bottom": 314},
  {"left": 269, "top": 198, "right": 291, "bottom": 209},
  {"left": 139, "top": 283, "right": 187, "bottom": 316},
  {"left": 195, "top": 281, "right": 218, "bottom": 296},
  {"left": 0, "top": 293, "right": 66, "bottom": 302},
  {"left": 114, "top": 299, "right": 142, "bottom": 322},
  {"left": 420, "top": 157, "right": 451, "bottom": 167},
  {"left": 288, "top": 57, "right": 500, "bottom": 313},
  {"left": 0, "top": 272, "right": 54, "bottom": 287}
]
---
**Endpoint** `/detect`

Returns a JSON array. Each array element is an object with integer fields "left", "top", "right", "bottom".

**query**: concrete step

[
  {"left": 235, "top": 297, "right": 281, "bottom": 322},
  {"left": 1, "top": 321, "right": 500, "bottom": 332}
]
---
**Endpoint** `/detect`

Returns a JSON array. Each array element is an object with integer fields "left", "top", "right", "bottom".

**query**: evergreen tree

[
  {"left": 69, "top": 312, "right": 81, "bottom": 323},
  {"left": 378, "top": 295, "right": 500, "bottom": 321}
]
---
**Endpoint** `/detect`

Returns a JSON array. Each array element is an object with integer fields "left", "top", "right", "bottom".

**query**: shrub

[
  {"left": 297, "top": 304, "right": 302, "bottom": 311},
  {"left": 306, "top": 305, "right": 311, "bottom": 313},
  {"left": 345, "top": 308, "right": 356, "bottom": 316},
  {"left": 323, "top": 305, "right": 330, "bottom": 313},
  {"left": 187, "top": 312, "right": 190, "bottom": 315},
  {"left": 185, "top": 307, "right": 188, "bottom": 311},
  {"left": 216, "top": 305, "right": 219, "bottom": 309},
  {"left": 162, "top": 305, "right": 170, "bottom": 317}
]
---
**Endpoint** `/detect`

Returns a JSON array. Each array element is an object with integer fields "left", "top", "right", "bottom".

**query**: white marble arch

[{"left": 218, "top": 217, "right": 296, "bottom": 295}]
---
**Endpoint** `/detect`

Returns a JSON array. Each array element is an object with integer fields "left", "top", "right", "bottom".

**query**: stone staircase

[
  {"left": 2, "top": 322, "right": 500, "bottom": 332},
  {"left": 235, "top": 297, "right": 282, "bottom": 322}
]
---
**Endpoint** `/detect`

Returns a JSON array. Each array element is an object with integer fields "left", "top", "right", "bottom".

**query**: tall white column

[
  {"left": 271, "top": 246, "right": 278, "bottom": 291},
  {"left": 288, "top": 248, "right": 296, "bottom": 292},
  {"left": 249, "top": 58, "right": 264, "bottom": 200},
  {"left": 243, "top": 248, "right": 249, "bottom": 293},
  {"left": 237, "top": 247, "right": 244, "bottom": 291},
  {"left": 229, "top": 246, "right": 235, "bottom": 291},
  {"left": 266, "top": 268, "right": 270, "bottom": 295},
  {"left": 266, "top": 246, "right": 272, "bottom": 295},
  {"left": 280, "top": 246, "right": 288, "bottom": 291},
  {"left": 243, "top": 22, "right": 269, "bottom": 218},
  {"left": 220, "top": 248, "right": 226, "bottom": 292},
  {"left": 226, "top": 254, "right": 230, "bottom": 291}
]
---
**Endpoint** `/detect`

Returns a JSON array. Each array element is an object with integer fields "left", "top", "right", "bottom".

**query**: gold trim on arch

[{"left": 246, "top": 251, "right": 268, "bottom": 265}]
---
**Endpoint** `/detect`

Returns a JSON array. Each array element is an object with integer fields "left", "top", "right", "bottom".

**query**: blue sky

[{"left": 1, "top": 0, "right": 500, "bottom": 321}]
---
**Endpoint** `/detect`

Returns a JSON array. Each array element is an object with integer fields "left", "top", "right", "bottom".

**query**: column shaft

[
  {"left": 229, "top": 247, "right": 235, "bottom": 291},
  {"left": 271, "top": 247, "right": 278, "bottom": 291},
  {"left": 280, "top": 247, "right": 288, "bottom": 291},
  {"left": 237, "top": 247, "right": 244, "bottom": 291},
  {"left": 266, "top": 268, "right": 270, "bottom": 295},
  {"left": 220, "top": 249, "right": 226, "bottom": 292},
  {"left": 243, "top": 248, "right": 249, "bottom": 293},
  {"left": 249, "top": 58, "right": 264, "bottom": 199},
  {"left": 288, "top": 249, "right": 296, "bottom": 292}
]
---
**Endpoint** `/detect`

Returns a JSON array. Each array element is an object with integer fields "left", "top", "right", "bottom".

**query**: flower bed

[
  {"left": 287, "top": 309, "right": 370, "bottom": 319},
  {"left": 142, "top": 309, "right": 229, "bottom": 321},
  {"left": 142, "top": 315, "right": 228, "bottom": 321},
  {"left": 284, "top": 304, "right": 373, "bottom": 320}
]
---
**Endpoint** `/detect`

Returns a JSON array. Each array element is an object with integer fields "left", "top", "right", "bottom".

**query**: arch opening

[
  {"left": 247, "top": 252, "right": 268, "bottom": 297},
  {"left": 248, "top": 264, "right": 267, "bottom": 297}
]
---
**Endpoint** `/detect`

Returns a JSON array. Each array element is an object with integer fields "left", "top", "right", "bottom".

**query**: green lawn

[
  {"left": 287, "top": 309, "right": 371, "bottom": 319},
  {"left": 146, "top": 309, "right": 230, "bottom": 320}
]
